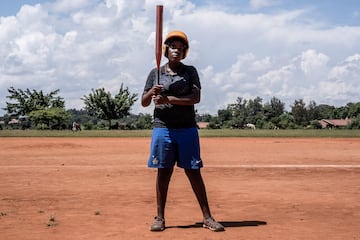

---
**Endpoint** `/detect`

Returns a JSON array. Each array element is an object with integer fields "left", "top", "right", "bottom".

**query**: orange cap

[{"left": 163, "top": 30, "right": 189, "bottom": 59}]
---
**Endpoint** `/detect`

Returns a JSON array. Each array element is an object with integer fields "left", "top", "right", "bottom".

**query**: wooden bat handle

[{"left": 155, "top": 5, "right": 163, "bottom": 85}]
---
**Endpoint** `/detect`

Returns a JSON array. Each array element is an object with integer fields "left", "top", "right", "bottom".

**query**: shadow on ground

[{"left": 168, "top": 220, "right": 267, "bottom": 229}]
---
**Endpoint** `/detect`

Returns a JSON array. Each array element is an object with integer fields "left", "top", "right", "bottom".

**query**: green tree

[
  {"left": 348, "top": 102, "right": 360, "bottom": 118},
  {"left": 208, "top": 116, "right": 221, "bottom": 129},
  {"left": 310, "top": 120, "right": 322, "bottom": 129},
  {"left": 246, "top": 97, "right": 263, "bottom": 125},
  {"left": 66, "top": 109, "right": 98, "bottom": 130},
  {"left": 306, "top": 100, "right": 320, "bottom": 121},
  {"left": 124, "top": 113, "right": 152, "bottom": 129},
  {"left": 348, "top": 115, "right": 360, "bottom": 129},
  {"left": 263, "top": 97, "right": 285, "bottom": 127},
  {"left": 217, "top": 109, "right": 233, "bottom": 128},
  {"left": 82, "top": 84, "right": 138, "bottom": 129},
  {"left": 291, "top": 99, "right": 308, "bottom": 127},
  {"left": 195, "top": 113, "right": 212, "bottom": 122},
  {"left": 316, "top": 104, "right": 335, "bottom": 119},
  {"left": 278, "top": 113, "right": 295, "bottom": 129},
  {"left": 227, "top": 97, "right": 247, "bottom": 128},
  {"left": 334, "top": 106, "right": 349, "bottom": 119},
  {"left": 29, "top": 108, "right": 70, "bottom": 129},
  {"left": 4, "top": 87, "right": 65, "bottom": 117}
]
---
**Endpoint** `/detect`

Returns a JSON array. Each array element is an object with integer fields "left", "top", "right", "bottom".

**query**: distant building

[
  {"left": 8, "top": 118, "right": 20, "bottom": 125},
  {"left": 319, "top": 119, "right": 352, "bottom": 129},
  {"left": 197, "top": 122, "right": 209, "bottom": 129}
]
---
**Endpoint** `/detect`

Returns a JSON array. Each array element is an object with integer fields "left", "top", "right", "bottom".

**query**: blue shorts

[{"left": 148, "top": 127, "right": 203, "bottom": 169}]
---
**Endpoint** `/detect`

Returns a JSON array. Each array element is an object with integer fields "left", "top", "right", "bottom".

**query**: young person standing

[{"left": 141, "top": 30, "right": 224, "bottom": 232}]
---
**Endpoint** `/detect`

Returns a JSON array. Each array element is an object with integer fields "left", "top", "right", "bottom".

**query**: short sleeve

[{"left": 143, "top": 68, "right": 156, "bottom": 92}]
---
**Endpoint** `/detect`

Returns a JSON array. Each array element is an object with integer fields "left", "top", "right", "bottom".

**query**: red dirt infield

[{"left": 0, "top": 137, "right": 359, "bottom": 240}]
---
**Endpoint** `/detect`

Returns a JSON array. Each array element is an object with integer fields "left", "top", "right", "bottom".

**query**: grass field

[{"left": 0, "top": 129, "right": 360, "bottom": 138}]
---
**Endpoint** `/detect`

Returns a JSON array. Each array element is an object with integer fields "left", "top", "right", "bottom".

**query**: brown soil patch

[{"left": 0, "top": 137, "right": 359, "bottom": 240}]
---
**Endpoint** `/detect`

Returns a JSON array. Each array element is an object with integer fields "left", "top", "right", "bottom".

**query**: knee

[
  {"left": 158, "top": 168, "right": 174, "bottom": 180},
  {"left": 185, "top": 168, "right": 201, "bottom": 178}
]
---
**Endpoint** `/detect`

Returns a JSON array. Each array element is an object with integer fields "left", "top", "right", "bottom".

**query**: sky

[{"left": 1, "top": 0, "right": 360, "bottom": 116}]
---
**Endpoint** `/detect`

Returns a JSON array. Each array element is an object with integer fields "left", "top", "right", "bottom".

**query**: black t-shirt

[{"left": 143, "top": 63, "right": 201, "bottom": 129}]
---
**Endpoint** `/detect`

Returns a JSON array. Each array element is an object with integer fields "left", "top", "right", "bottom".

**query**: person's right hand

[{"left": 150, "top": 84, "right": 163, "bottom": 96}]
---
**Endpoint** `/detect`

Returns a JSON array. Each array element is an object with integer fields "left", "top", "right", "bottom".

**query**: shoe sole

[
  {"left": 150, "top": 227, "right": 165, "bottom": 231},
  {"left": 150, "top": 224, "right": 165, "bottom": 231},
  {"left": 203, "top": 224, "right": 225, "bottom": 232}
]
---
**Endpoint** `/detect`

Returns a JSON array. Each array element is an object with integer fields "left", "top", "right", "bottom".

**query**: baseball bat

[{"left": 155, "top": 5, "right": 163, "bottom": 85}]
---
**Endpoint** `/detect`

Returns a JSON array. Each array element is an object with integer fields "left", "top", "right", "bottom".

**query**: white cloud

[
  {"left": 300, "top": 49, "right": 329, "bottom": 75},
  {"left": 328, "top": 54, "right": 360, "bottom": 80},
  {"left": 51, "top": 0, "right": 92, "bottom": 13},
  {"left": 326, "top": 54, "right": 360, "bottom": 103},
  {"left": 249, "top": 0, "right": 281, "bottom": 10},
  {"left": 257, "top": 64, "right": 295, "bottom": 96},
  {"left": 1, "top": 0, "right": 360, "bottom": 115}
]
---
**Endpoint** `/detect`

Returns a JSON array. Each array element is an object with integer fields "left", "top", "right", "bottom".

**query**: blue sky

[
  {"left": 2, "top": 1, "right": 359, "bottom": 24},
  {"left": 1, "top": 0, "right": 360, "bottom": 115},
  {"left": 1, "top": 0, "right": 51, "bottom": 16},
  {"left": 192, "top": 0, "right": 360, "bottom": 25}
]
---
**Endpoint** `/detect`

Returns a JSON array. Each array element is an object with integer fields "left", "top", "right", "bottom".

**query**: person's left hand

[{"left": 152, "top": 94, "right": 169, "bottom": 105}]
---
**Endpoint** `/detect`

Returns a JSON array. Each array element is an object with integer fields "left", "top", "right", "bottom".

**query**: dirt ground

[{"left": 0, "top": 137, "right": 359, "bottom": 240}]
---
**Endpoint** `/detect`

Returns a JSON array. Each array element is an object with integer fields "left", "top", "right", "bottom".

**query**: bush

[
  {"left": 262, "top": 122, "right": 276, "bottom": 129},
  {"left": 310, "top": 120, "right": 322, "bottom": 129},
  {"left": 348, "top": 117, "right": 360, "bottom": 129}
]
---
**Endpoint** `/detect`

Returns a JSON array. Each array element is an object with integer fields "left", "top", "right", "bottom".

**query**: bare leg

[
  {"left": 156, "top": 167, "right": 174, "bottom": 218},
  {"left": 184, "top": 169, "right": 212, "bottom": 219},
  {"left": 185, "top": 168, "right": 225, "bottom": 231}
]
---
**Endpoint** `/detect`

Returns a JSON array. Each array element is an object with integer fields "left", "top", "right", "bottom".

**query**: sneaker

[
  {"left": 203, "top": 217, "right": 225, "bottom": 232},
  {"left": 150, "top": 216, "right": 165, "bottom": 231}
]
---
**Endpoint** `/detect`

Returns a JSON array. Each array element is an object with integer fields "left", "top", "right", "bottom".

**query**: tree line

[
  {"left": 1, "top": 86, "right": 360, "bottom": 130},
  {"left": 199, "top": 97, "right": 360, "bottom": 129},
  {"left": 1, "top": 86, "right": 138, "bottom": 130}
]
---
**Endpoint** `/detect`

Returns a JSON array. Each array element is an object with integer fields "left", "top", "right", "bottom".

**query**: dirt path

[{"left": 0, "top": 137, "right": 359, "bottom": 240}]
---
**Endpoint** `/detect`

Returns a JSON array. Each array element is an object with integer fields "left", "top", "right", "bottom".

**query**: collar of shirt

[{"left": 162, "top": 63, "right": 184, "bottom": 76}]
